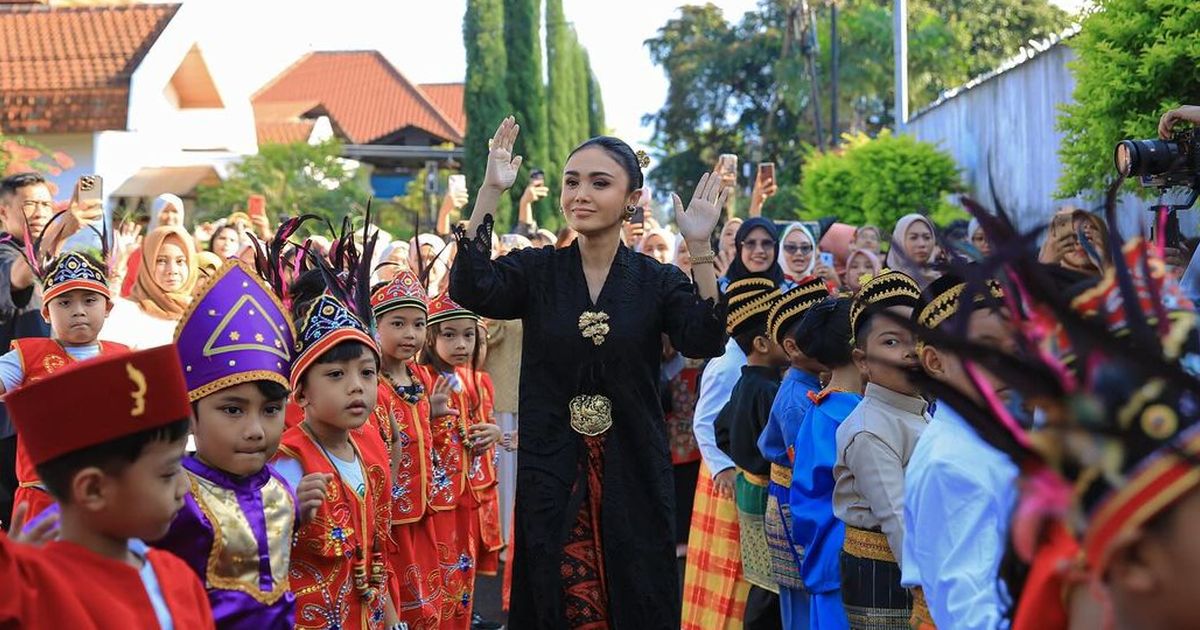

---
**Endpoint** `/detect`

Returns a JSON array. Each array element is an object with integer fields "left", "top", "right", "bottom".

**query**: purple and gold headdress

[{"left": 173, "top": 260, "right": 296, "bottom": 401}]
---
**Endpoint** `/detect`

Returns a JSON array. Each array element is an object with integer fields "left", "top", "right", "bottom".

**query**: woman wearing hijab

[
  {"left": 1038, "top": 207, "right": 1109, "bottom": 277},
  {"left": 102, "top": 225, "right": 198, "bottom": 349},
  {"left": 119, "top": 193, "right": 187, "bottom": 298},
  {"left": 842, "top": 248, "right": 882, "bottom": 295},
  {"left": 640, "top": 227, "right": 676, "bottom": 266},
  {"left": 781, "top": 223, "right": 817, "bottom": 284},
  {"left": 719, "top": 216, "right": 790, "bottom": 292},
  {"left": 886, "top": 213, "right": 941, "bottom": 289},
  {"left": 967, "top": 218, "right": 991, "bottom": 257},
  {"left": 410, "top": 233, "right": 450, "bottom": 295}
]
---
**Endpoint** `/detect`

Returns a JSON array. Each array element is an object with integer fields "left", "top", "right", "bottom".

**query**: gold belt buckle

[{"left": 569, "top": 394, "right": 613, "bottom": 436}]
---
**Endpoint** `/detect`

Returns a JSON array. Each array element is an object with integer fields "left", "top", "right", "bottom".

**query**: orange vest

[
  {"left": 426, "top": 366, "right": 467, "bottom": 512},
  {"left": 463, "top": 369, "right": 499, "bottom": 496},
  {"left": 377, "top": 364, "right": 434, "bottom": 525},
  {"left": 276, "top": 424, "right": 393, "bottom": 630},
  {"left": 12, "top": 339, "right": 128, "bottom": 486}
]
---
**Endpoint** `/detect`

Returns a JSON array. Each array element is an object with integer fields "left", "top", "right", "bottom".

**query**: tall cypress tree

[
  {"left": 569, "top": 29, "right": 590, "bottom": 146},
  {"left": 503, "top": 0, "right": 549, "bottom": 221},
  {"left": 546, "top": 0, "right": 577, "bottom": 225},
  {"left": 584, "top": 51, "right": 605, "bottom": 138},
  {"left": 463, "top": 0, "right": 512, "bottom": 226}
]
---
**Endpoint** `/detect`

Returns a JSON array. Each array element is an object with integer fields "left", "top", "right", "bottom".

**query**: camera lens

[{"left": 1114, "top": 138, "right": 1183, "bottom": 177}]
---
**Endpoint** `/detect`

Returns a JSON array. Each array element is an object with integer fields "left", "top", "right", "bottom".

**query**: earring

[{"left": 623, "top": 206, "right": 636, "bottom": 221}]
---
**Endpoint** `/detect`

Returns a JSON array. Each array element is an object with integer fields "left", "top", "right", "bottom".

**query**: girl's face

[
  {"left": 434, "top": 320, "right": 477, "bottom": 368},
  {"left": 971, "top": 228, "right": 991, "bottom": 256},
  {"left": 720, "top": 220, "right": 742, "bottom": 253},
  {"left": 845, "top": 253, "right": 876, "bottom": 293},
  {"left": 904, "top": 220, "right": 935, "bottom": 265},
  {"left": 211, "top": 227, "right": 239, "bottom": 259},
  {"left": 561, "top": 147, "right": 640, "bottom": 237},
  {"left": 783, "top": 229, "right": 814, "bottom": 276},
  {"left": 740, "top": 226, "right": 775, "bottom": 274},
  {"left": 154, "top": 237, "right": 189, "bottom": 292},
  {"left": 856, "top": 228, "right": 880, "bottom": 253},
  {"left": 1064, "top": 216, "right": 1101, "bottom": 269},
  {"left": 377, "top": 307, "right": 427, "bottom": 363},
  {"left": 642, "top": 233, "right": 672, "bottom": 265}
]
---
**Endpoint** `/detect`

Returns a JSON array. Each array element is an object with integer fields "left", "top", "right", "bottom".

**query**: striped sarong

[
  {"left": 735, "top": 470, "right": 778, "bottom": 593},
  {"left": 840, "top": 526, "right": 912, "bottom": 629},
  {"left": 681, "top": 461, "right": 751, "bottom": 630},
  {"left": 765, "top": 463, "right": 805, "bottom": 590}
]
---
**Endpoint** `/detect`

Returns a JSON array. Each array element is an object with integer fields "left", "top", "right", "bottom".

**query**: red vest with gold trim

[
  {"left": 460, "top": 368, "right": 499, "bottom": 496},
  {"left": 276, "top": 425, "right": 393, "bottom": 630},
  {"left": 12, "top": 339, "right": 128, "bottom": 485},
  {"left": 377, "top": 363, "right": 433, "bottom": 525},
  {"left": 425, "top": 365, "right": 467, "bottom": 512}
]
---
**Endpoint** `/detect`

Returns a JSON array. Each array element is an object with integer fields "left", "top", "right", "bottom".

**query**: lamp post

[{"left": 893, "top": 0, "right": 908, "bottom": 129}]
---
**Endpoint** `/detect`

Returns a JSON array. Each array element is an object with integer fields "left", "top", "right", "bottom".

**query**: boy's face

[
  {"left": 921, "top": 308, "right": 1015, "bottom": 406},
  {"left": 435, "top": 320, "right": 477, "bottom": 368},
  {"left": 46, "top": 289, "right": 111, "bottom": 346},
  {"left": 87, "top": 435, "right": 189, "bottom": 542},
  {"left": 376, "top": 307, "right": 427, "bottom": 363},
  {"left": 855, "top": 306, "right": 921, "bottom": 397},
  {"left": 192, "top": 382, "right": 287, "bottom": 477},
  {"left": 297, "top": 353, "right": 379, "bottom": 431}
]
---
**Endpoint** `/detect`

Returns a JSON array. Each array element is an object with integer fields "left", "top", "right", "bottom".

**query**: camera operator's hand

[
  {"left": 1165, "top": 242, "right": 1193, "bottom": 271},
  {"left": 1159, "top": 106, "right": 1200, "bottom": 139}
]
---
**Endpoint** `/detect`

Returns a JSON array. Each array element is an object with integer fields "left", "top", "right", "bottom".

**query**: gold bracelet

[{"left": 690, "top": 251, "right": 717, "bottom": 266}]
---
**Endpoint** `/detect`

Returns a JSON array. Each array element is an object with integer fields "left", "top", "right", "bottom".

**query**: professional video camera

[{"left": 1114, "top": 127, "right": 1200, "bottom": 210}]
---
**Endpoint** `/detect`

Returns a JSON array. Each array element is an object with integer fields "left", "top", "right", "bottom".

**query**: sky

[{"left": 196, "top": 0, "right": 1086, "bottom": 147}]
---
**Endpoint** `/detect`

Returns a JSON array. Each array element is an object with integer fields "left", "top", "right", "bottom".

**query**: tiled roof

[
  {"left": 253, "top": 51, "right": 464, "bottom": 145},
  {"left": 0, "top": 3, "right": 180, "bottom": 133},
  {"left": 420, "top": 83, "right": 465, "bottom": 134}
]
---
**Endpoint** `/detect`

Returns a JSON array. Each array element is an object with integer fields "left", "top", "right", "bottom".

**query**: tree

[
  {"left": 463, "top": 0, "right": 514, "bottom": 226},
  {"left": 1, "top": 134, "right": 74, "bottom": 181},
  {"left": 586, "top": 52, "right": 606, "bottom": 137},
  {"left": 544, "top": 0, "right": 578, "bottom": 230},
  {"left": 1057, "top": 0, "right": 1200, "bottom": 198},
  {"left": 795, "top": 131, "right": 964, "bottom": 227},
  {"left": 570, "top": 29, "right": 590, "bottom": 146},
  {"left": 194, "top": 139, "right": 369, "bottom": 230},
  {"left": 503, "top": 0, "right": 550, "bottom": 221}
]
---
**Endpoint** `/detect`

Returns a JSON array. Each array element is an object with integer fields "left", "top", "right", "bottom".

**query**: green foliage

[
  {"left": 644, "top": 0, "right": 1069, "bottom": 203},
  {"left": 503, "top": 0, "right": 550, "bottom": 222},
  {"left": 1057, "top": 0, "right": 1200, "bottom": 198},
  {"left": 544, "top": 0, "right": 578, "bottom": 231},
  {"left": 463, "top": 0, "right": 513, "bottom": 226},
  {"left": 587, "top": 55, "right": 606, "bottom": 137},
  {"left": 797, "top": 131, "right": 964, "bottom": 228},
  {"left": 194, "top": 139, "right": 369, "bottom": 229}
]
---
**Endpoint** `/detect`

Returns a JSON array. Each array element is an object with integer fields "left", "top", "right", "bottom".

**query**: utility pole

[
  {"left": 830, "top": 0, "right": 839, "bottom": 146},
  {"left": 797, "top": 0, "right": 824, "bottom": 151},
  {"left": 893, "top": 0, "right": 908, "bottom": 129}
]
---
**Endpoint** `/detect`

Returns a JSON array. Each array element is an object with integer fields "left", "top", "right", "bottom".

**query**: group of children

[{"left": 0, "top": 219, "right": 505, "bottom": 630}]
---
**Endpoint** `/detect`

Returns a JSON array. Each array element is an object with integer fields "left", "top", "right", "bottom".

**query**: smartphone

[
  {"left": 530, "top": 169, "right": 545, "bottom": 185},
  {"left": 76, "top": 174, "right": 103, "bottom": 206},
  {"left": 448, "top": 174, "right": 467, "bottom": 196},
  {"left": 758, "top": 162, "right": 775, "bottom": 183},
  {"left": 247, "top": 194, "right": 266, "bottom": 220},
  {"left": 631, "top": 206, "right": 646, "bottom": 226},
  {"left": 717, "top": 154, "right": 738, "bottom": 180},
  {"left": 819, "top": 251, "right": 835, "bottom": 268},
  {"left": 1052, "top": 212, "right": 1073, "bottom": 235}
]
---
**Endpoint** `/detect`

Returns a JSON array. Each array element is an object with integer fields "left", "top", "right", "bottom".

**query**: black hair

[
  {"left": 568, "top": 136, "right": 644, "bottom": 192},
  {"left": 734, "top": 324, "right": 768, "bottom": 356},
  {"left": 36, "top": 418, "right": 190, "bottom": 502},
  {"left": 0, "top": 172, "right": 47, "bottom": 201},
  {"left": 794, "top": 297, "right": 853, "bottom": 368},
  {"left": 853, "top": 312, "right": 878, "bottom": 350},
  {"left": 287, "top": 268, "right": 328, "bottom": 322},
  {"left": 208, "top": 224, "right": 239, "bottom": 252}
]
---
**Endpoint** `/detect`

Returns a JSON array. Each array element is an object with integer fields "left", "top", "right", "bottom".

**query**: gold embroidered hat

[
  {"left": 915, "top": 273, "right": 1005, "bottom": 331},
  {"left": 849, "top": 269, "right": 922, "bottom": 342},
  {"left": 726, "top": 277, "right": 782, "bottom": 337},
  {"left": 768, "top": 276, "right": 830, "bottom": 344}
]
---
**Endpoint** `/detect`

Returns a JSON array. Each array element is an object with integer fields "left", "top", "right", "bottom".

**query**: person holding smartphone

[
  {"left": 515, "top": 169, "right": 550, "bottom": 238},
  {"left": 1038, "top": 206, "right": 1108, "bottom": 277},
  {"left": 749, "top": 162, "right": 778, "bottom": 217}
]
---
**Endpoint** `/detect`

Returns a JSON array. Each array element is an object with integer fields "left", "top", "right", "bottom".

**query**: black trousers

[
  {"left": 0, "top": 435, "right": 16, "bottom": 529},
  {"left": 745, "top": 585, "right": 783, "bottom": 630}
]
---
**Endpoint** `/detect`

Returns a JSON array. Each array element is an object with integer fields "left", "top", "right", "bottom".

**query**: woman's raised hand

[
  {"left": 673, "top": 171, "right": 729, "bottom": 245},
  {"left": 483, "top": 116, "right": 524, "bottom": 193}
]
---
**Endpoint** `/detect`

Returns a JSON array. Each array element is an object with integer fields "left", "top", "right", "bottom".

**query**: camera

[{"left": 1114, "top": 128, "right": 1200, "bottom": 193}]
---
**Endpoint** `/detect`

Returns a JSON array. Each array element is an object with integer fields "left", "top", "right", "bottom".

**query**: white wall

[{"left": 904, "top": 39, "right": 1182, "bottom": 237}]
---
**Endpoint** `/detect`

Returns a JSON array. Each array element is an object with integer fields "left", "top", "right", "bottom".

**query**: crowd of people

[{"left": 0, "top": 105, "right": 1198, "bottom": 630}]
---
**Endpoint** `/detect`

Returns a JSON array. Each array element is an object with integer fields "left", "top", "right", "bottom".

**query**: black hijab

[{"left": 724, "top": 216, "right": 785, "bottom": 284}]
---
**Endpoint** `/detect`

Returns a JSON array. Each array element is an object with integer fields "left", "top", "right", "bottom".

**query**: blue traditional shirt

[
  {"left": 693, "top": 337, "right": 746, "bottom": 476},
  {"left": 758, "top": 367, "right": 822, "bottom": 466},
  {"left": 901, "top": 402, "right": 1018, "bottom": 630},
  {"left": 789, "top": 389, "right": 863, "bottom": 594}
]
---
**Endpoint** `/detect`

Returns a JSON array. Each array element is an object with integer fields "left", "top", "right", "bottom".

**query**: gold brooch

[
  {"left": 569, "top": 394, "right": 613, "bottom": 436},
  {"left": 579, "top": 311, "right": 610, "bottom": 346}
]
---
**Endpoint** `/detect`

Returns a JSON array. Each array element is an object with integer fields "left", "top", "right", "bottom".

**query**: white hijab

[{"left": 780, "top": 222, "right": 817, "bottom": 277}]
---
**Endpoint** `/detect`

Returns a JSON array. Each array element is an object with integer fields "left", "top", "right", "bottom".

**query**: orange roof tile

[
  {"left": 420, "top": 83, "right": 465, "bottom": 134},
  {"left": 253, "top": 51, "right": 463, "bottom": 145},
  {"left": 0, "top": 3, "right": 180, "bottom": 133}
]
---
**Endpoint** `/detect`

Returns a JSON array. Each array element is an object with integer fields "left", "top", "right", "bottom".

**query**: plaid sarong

[{"left": 681, "top": 461, "right": 752, "bottom": 630}]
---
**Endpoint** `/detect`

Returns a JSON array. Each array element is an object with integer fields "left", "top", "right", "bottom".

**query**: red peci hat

[
  {"left": 427, "top": 293, "right": 479, "bottom": 327},
  {"left": 371, "top": 270, "right": 428, "bottom": 319},
  {"left": 6, "top": 345, "right": 191, "bottom": 467}
]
